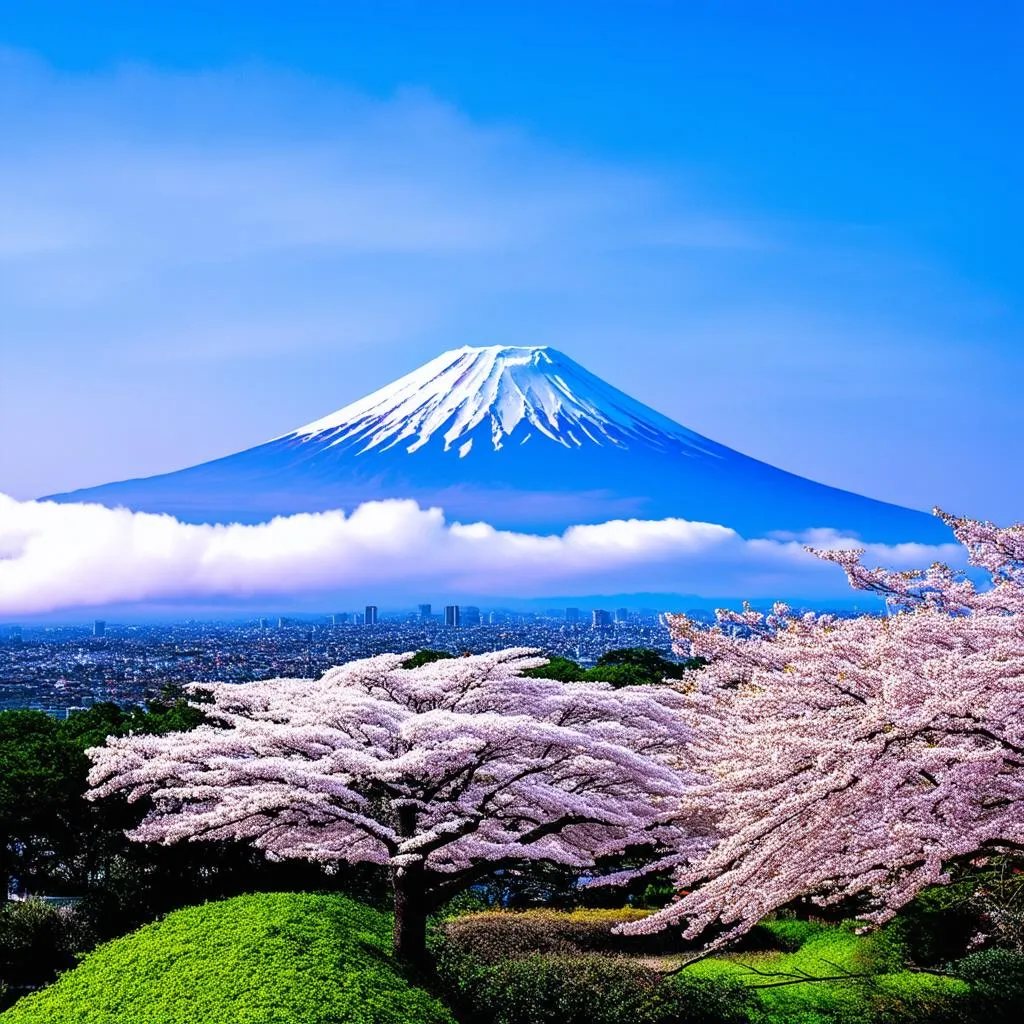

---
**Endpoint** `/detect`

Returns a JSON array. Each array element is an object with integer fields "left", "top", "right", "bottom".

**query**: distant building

[
  {"left": 332, "top": 613, "right": 352, "bottom": 626},
  {"left": 488, "top": 610, "right": 504, "bottom": 625},
  {"left": 365, "top": 605, "right": 378, "bottom": 626},
  {"left": 614, "top": 608, "right": 629, "bottom": 624},
  {"left": 258, "top": 617, "right": 269, "bottom": 630},
  {"left": 354, "top": 612, "right": 365, "bottom": 626},
  {"left": 591, "top": 609, "right": 612, "bottom": 628},
  {"left": 418, "top": 603, "right": 432, "bottom": 621},
  {"left": 277, "top": 617, "right": 288, "bottom": 629},
  {"left": 8, "top": 625, "right": 22, "bottom": 643},
  {"left": 93, "top": 620, "right": 106, "bottom": 638},
  {"left": 564, "top": 607, "right": 580, "bottom": 624},
  {"left": 461, "top": 606, "right": 481, "bottom": 627},
  {"left": 445, "top": 605, "right": 461, "bottom": 627}
]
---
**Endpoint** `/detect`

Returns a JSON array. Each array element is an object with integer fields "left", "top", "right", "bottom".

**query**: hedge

[
  {"left": 437, "top": 907, "right": 687, "bottom": 961},
  {"left": 435, "top": 950, "right": 754, "bottom": 1024}
]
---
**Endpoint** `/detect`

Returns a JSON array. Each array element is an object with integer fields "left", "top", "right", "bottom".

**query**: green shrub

[
  {"left": 0, "top": 892, "right": 453, "bottom": 1024},
  {"left": 440, "top": 951, "right": 753, "bottom": 1024},
  {"left": 951, "top": 948, "right": 1024, "bottom": 1023},
  {"left": 522, "top": 657, "right": 586, "bottom": 682},
  {"left": 733, "top": 918, "right": 830, "bottom": 953},
  {"left": 437, "top": 907, "right": 687, "bottom": 961},
  {"left": 885, "top": 882, "right": 985, "bottom": 967},
  {"left": 402, "top": 650, "right": 455, "bottom": 669},
  {"left": 0, "top": 900, "right": 94, "bottom": 1007}
]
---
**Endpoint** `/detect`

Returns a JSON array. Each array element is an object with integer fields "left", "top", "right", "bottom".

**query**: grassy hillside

[
  {"left": 0, "top": 892, "right": 453, "bottom": 1024},
  {"left": 686, "top": 920, "right": 968, "bottom": 1023}
]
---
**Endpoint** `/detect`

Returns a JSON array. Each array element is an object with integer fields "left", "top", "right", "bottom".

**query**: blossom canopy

[{"left": 623, "top": 509, "right": 1024, "bottom": 952}]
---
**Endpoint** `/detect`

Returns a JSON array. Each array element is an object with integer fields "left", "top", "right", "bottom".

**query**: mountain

[{"left": 46, "top": 345, "right": 949, "bottom": 544}]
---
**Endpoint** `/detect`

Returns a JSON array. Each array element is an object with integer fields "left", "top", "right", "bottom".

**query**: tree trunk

[
  {"left": 391, "top": 802, "right": 430, "bottom": 969},
  {"left": 392, "top": 859, "right": 430, "bottom": 970}
]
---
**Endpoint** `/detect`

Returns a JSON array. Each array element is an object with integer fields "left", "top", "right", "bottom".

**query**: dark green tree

[
  {"left": 402, "top": 650, "right": 454, "bottom": 669},
  {"left": 0, "top": 712, "right": 84, "bottom": 899}
]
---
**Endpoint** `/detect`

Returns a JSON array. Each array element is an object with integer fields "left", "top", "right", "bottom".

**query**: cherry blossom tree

[
  {"left": 87, "top": 648, "right": 703, "bottom": 966},
  {"left": 621, "top": 508, "right": 1024, "bottom": 955}
]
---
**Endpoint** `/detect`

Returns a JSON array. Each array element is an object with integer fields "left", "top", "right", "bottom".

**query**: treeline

[{"left": 410, "top": 647, "right": 706, "bottom": 687}]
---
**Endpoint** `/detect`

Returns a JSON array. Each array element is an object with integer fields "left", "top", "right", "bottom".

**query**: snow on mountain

[
  {"left": 280, "top": 345, "right": 720, "bottom": 458},
  {"left": 45, "top": 345, "right": 951, "bottom": 546}
]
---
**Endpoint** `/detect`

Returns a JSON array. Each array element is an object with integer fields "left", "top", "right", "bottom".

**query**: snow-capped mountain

[
  {"left": 47, "top": 345, "right": 950, "bottom": 544},
  {"left": 282, "top": 345, "right": 718, "bottom": 458}
]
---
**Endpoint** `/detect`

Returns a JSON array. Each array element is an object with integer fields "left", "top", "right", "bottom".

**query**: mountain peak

[
  {"left": 283, "top": 344, "right": 706, "bottom": 457},
  {"left": 45, "top": 341, "right": 950, "bottom": 544}
]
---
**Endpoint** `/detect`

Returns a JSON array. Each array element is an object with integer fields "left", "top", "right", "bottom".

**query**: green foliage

[
  {"left": 0, "top": 900, "right": 94, "bottom": 1005},
  {"left": 688, "top": 922, "right": 968, "bottom": 1024},
  {"left": 583, "top": 664, "right": 657, "bottom": 687},
  {"left": 951, "top": 949, "right": 1024, "bottom": 1023},
  {"left": 0, "top": 892, "right": 453, "bottom": 1024},
  {"left": 597, "top": 647, "right": 707, "bottom": 682},
  {"left": 437, "top": 907, "right": 686, "bottom": 962},
  {"left": 884, "top": 879, "right": 988, "bottom": 967},
  {"left": 526, "top": 648, "right": 706, "bottom": 688},
  {"left": 0, "top": 700, "right": 390, "bottom": 971},
  {"left": 632, "top": 877, "right": 677, "bottom": 909},
  {"left": 437, "top": 950, "right": 753, "bottom": 1024},
  {"left": 62, "top": 696, "right": 207, "bottom": 751},
  {"left": 735, "top": 918, "right": 830, "bottom": 953},
  {"left": 0, "top": 712, "right": 87, "bottom": 898},
  {"left": 431, "top": 889, "right": 491, "bottom": 921},
  {"left": 402, "top": 650, "right": 455, "bottom": 669},
  {"left": 0, "top": 699, "right": 207, "bottom": 901},
  {"left": 522, "top": 656, "right": 585, "bottom": 682}
]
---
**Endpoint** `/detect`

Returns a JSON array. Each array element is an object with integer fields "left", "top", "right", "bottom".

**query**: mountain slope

[{"left": 46, "top": 345, "right": 949, "bottom": 544}]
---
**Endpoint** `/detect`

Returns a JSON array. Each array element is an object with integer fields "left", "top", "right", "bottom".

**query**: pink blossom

[
  {"left": 87, "top": 647, "right": 704, "bottom": 963},
  {"left": 622, "top": 509, "right": 1024, "bottom": 952}
]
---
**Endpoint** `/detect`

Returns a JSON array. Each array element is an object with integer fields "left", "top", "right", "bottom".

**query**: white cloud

[{"left": 0, "top": 494, "right": 965, "bottom": 615}]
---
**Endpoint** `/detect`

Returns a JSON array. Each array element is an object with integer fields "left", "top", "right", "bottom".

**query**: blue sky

[{"left": 1, "top": 1, "right": 1021, "bottom": 523}]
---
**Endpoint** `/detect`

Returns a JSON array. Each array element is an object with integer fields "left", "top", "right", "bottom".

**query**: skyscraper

[
  {"left": 445, "top": 605, "right": 461, "bottom": 627},
  {"left": 418, "top": 603, "right": 432, "bottom": 621},
  {"left": 614, "top": 608, "right": 629, "bottom": 624},
  {"left": 365, "top": 605, "right": 378, "bottom": 626},
  {"left": 461, "top": 606, "right": 481, "bottom": 627},
  {"left": 93, "top": 619, "right": 106, "bottom": 637},
  {"left": 8, "top": 625, "right": 22, "bottom": 643},
  {"left": 591, "top": 609, "right": 612, "bottom": 628},
  {"left": 564, "top": 607, "right": 580, "bottom": 624}
]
